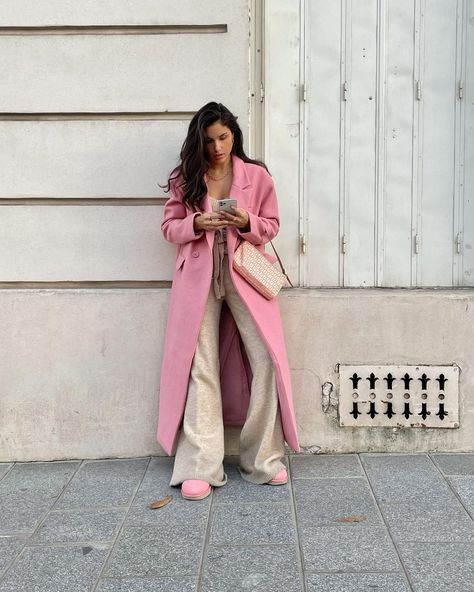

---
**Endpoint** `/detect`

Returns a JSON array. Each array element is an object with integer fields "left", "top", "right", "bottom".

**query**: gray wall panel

[{"left": 0, "top": 205, "right": 176, "bottom": 281}]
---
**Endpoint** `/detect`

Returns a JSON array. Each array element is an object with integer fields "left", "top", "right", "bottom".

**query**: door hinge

[
  {"left": 300, "top": 83, "right": 307, "bottom": 102},
  {"left": 416, "top": 80, "right": 422, "bottom": 100},
  {"left": 458, "top": 80, "right": 464, "bottom": 100},
  {"left": 343, "top": 81, "right": 349, "bottom": 101},
  {"left": 260, "top": 82, "right": 265, "bottom": 102},
  {"left": 341, "top": 234, "right": 348, "bottom": 253},
  {"left": 414, "top": 234, "right": 421, "bottom": 254},
  {"left": 455, "top": 232, "right": 462, "bottom": 254},
  {"left": 300, "top": 234, "right": 307, "bottom": 254}
]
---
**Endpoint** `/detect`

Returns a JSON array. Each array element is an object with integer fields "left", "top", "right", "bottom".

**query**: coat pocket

[{"left": 175, "top": 253, "right": 186, "bottom": 271}]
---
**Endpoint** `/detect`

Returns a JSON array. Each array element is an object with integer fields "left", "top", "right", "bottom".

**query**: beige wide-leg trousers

[{"left": 170, "top": 253, "right": 286, "bottom": 487}]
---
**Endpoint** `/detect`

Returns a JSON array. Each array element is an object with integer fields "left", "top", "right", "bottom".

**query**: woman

[{"left": 157, "top": 102, "right": 300, "bottom": 500}]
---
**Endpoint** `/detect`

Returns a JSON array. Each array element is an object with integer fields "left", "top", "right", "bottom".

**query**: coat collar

[{"left": 230, "top": 154, "right": 252, "bottom": 190}]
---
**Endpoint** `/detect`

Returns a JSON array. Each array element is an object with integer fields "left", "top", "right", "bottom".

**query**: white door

[{"left": 264, "top": 0, "right": 471, "bottom": 287}]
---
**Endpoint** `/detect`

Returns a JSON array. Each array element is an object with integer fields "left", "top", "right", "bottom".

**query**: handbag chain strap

[{"left": 268, "top": 240, "right": 294, "bottom": 288}]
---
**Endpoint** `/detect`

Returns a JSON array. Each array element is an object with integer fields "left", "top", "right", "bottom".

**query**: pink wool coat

[{"left": 157, "top": 154, "right": 300, "bottom": 455}]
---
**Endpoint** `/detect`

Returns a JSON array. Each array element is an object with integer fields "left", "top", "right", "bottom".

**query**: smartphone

[{"left": 217, "top": 198, "right": 237, "bottom": 214}]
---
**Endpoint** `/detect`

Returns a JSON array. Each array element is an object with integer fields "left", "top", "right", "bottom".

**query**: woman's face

[{"left": 204, "top": 121, "right": 233, "bottom": 167}]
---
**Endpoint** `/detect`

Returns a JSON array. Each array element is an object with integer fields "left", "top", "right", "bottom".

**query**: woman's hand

[
  {"left": 193, "top": 213, "right": 228, "bottom": 233},
  {"left": 219, "top": 207, "right": 250, "bottom": 230}
]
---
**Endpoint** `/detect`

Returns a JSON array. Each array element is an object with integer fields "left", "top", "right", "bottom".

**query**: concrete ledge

[{"left": 1, "top": 287, "right": 474, "bottom": 461}]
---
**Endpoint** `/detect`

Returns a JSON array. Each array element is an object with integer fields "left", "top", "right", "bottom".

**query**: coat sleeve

[
  {"left": 236, "top": 171, "right": 280, "bottom": 245},
  {"left": 161, "top": 181, "right": 204, "bottom": 244}
]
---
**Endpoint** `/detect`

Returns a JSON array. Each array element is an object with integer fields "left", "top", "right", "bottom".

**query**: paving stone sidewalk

[{"left": 1, "top": 453, "right": 474, "bottom": 591}]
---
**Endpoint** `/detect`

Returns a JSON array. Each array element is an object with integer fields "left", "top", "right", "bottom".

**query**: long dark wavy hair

[{"left": 163, "top": 102, "right": 268, "bottom": 211}]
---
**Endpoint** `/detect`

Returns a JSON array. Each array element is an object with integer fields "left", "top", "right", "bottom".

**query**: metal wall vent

[{"left": 338, "top": 365, "right": 459, "bottom": 428}]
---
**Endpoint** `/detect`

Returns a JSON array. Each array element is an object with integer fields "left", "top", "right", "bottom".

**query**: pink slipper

[
  {"left": 268, "top": 468, "right": 288, "bottom": 485},
  {"left": 181, "top": 479, "right": 211, "bottom": 500}
]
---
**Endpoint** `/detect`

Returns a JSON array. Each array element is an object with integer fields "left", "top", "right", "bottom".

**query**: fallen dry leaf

[
  {"left": 335, "top": 515, "right": 366, "bottom": 523},
  {"left": 148, "top": 495, "right": 172, "bottom": 510}
]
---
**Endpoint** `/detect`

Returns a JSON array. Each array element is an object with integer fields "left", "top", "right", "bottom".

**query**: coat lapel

[
  {"left": 227, "top": 155, "right": 252, "bottom": 254},
  {"left": 230, "top": 154, "right": 252, "bottom": 204},
  {"left": 201, "top": 193, "right": 214, "bottom": 252}
]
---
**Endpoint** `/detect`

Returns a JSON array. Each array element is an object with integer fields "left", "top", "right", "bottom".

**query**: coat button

[{"left": 192, "top": 251, "right": 199, "bottom": 258}]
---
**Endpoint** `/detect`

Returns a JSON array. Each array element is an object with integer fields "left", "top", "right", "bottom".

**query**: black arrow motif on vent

[
  {"left": 418, "top": 373, "right": 430, "bottom": 390},
  {"left": 350, "top": 402, "right": 361, "bottom": 419},
  {"left": 436, "top": 374, "right": 448, "bottom": 390},
  {"left": 367, "top": 402, "right": 378, "bottom": 419},
  {"left": 349, "top": 373, "right": 362, "bottom": 389},
  {"left": 384, "top": 401, "right": 395, "bottom": 418},
  {"left": 401, "top": 373, "right": 413, "bottom": 390},
  {"left": 436, "top": 403, "right": 448, "bottom": 420},
  {"left": 383, "top": 373, "right": 396, "bottom": 389},
  {"left": 418, "top": 403, "right": 431, "bottom": 420},
  {"left": 403, "top": 402, "right": 413, "bottom": 419},
  {"left": 367, "top": 373, "right": 379, "bottom": 389}
]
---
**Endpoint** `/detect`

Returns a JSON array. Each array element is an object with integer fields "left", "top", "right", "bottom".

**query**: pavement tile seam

[
  {"left": 427, "top": 454, "right": 474, "bottom": 524},
  {"left": 355, "top": 455, "right": 402, "bottom": 525},
  {"left": 90, "top": 456, "right": 152, "bottom": 592},
  {"left": 96, "top": 575, "right": 200, "bottom": 591},
  {"left": 17, "top": 460, "right": 87, "bottom": 538},
  {"left": 82, "top": 457, "right": 151, "bottom": 465},
  {"left": 360, "top": 453, "right": 430, "bottom": 458},
  {"left": 209, "top": 476, "right": 296, "bottom": 546},
  {"left": 288, "top": 453, "right": 365, "bottom": 480},
  {"left": 0, "top": 543, "right": 112, "bottom": 590},
  {"left": 209, "top": 499, "right": 293, "bottom": 508},
  {"left": 0, "top": 460, "right": 82, "bottom": 495},
  {"left": 289, "top": 476, "right": 365, "bottom": 480},
  {"left": 38, "top": 505, "right": 131, "bottom": 513},
  {"left": 20, "top": 541, "right": 118, "bottom": 550},
  {"left": 202, "top": 544, "right": 301, "bottom": 592},
  {"left": 11, "top": 541, "right": 111, "bottom": 550},
  {"left": 0, "top": 510, "right": 62, "bottom": 538},
  {"left": 287, "top": 458, "right": 311, "bottom": 592},
  {"left": 0, "top": 530, "right": 40, "bottom": 538},
  {"left": 447, "top": 475, "right": 474, "bottom": 517},
  {"left": 211, "top": 494, "right": 291, "bottom": 505},
  {"left": 191, "top": 483, "right": 214, "bottom": 592},
  {"left": 204, "top": 542, "right": 300, "bottom": 549},
  {"left": 3, "top": 459, "right": 82, "bottom": 495},
  {"left": 0, "top": 542, "right": 31, "bottom": 585},
  {"left": 288, "top": 452, "right": 358, "bottom": 460},
  {"left": 355, "top": 453, "right": 366, "bottom": 471},
  {"left": 99, "top": 574, "right": 197, "bottom": 579},
  {"left": 27, "top": 506, "right": 126, "bottom": 544},
  {"left": 0, "top": 464, "right": 14, "bottom": 483},
  {"left": 0, "top": 539, "right": 50, "bottom": 584},
  {"left": 0, "top": 536, "right": 30, "bottom": 584},
  {"left": 304, "top": 569, "right": 406, "bottom": 574},
  {"left": 429, "top": 453, "right": 474, "bottom": 476},
  {"left": 396, "top": 541, "right": 474, "bottom": 591},
  {"left": 97, "top": 576, "right": 199, "bottom": 585},
  {"left": 356, "top": 454, "right": 417, "bottom": 592},
  {"left": 36, "top": 459, "right": 86, "bottom": 510}
]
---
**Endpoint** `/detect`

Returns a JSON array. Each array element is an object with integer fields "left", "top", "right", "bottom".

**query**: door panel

[
  {"left": 417, "top": 0, "right": 458, "bottom": 286},
  {"left": 264, "top": 0, "right": 301, "bottom": 283},
  {"left": 305, "top": 0, "right": 342, "bottom": 286},
  {"left": 382, "top": 0, "right": 416, "bottom": 287}
]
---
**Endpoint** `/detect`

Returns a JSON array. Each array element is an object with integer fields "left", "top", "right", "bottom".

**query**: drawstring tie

[{"left": 212, "top": 231, "right": 227, "bottom": 299}]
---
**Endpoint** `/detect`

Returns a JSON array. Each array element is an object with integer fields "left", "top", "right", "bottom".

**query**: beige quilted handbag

[{"left": 232, "top": 239, "right": 293, "bottom": 299}]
